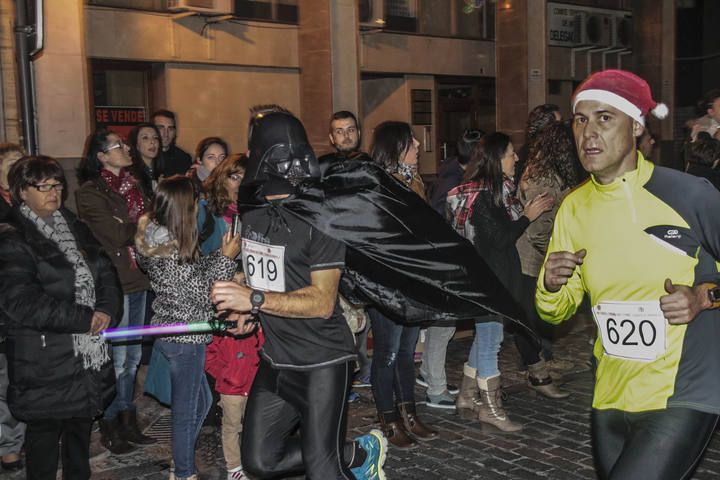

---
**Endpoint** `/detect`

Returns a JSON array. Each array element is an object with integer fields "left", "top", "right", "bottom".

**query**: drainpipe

[{"left": 14, "top": 0, "right": 39, "bottom": 155}]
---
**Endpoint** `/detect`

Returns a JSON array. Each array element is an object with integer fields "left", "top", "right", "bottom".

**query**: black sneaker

[{"left": 416, "top": 374, "right": 459, "bottom": 395}]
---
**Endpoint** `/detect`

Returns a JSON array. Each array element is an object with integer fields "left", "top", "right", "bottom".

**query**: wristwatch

[
  {"left": 250, "top": 289, "right": 265, "bottom": 316},
  {"left": 708, "top": 286, "right": 720, "bottom": 306}
]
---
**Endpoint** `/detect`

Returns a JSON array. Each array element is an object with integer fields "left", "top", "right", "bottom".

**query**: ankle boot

[
  {"left": 456, "top": 363, "right": 479, "bottom": 419},
  {"left": 119, "top": 410, "right": 157, "bottom": 445},
  {"left": 527, "top": 360, "right": 570, "bottom": 399},
  {"left": 99, "top": 418, "right": 136, "bottom": 455},
  {"left": 398, "top": 402, "right": 437, "bottom": 440},
  {"left": 379, "top": 411, "right": 417, "bottom": 449},
  {"left": 476, "top": 375, "right": 523, "bottom": 432}
]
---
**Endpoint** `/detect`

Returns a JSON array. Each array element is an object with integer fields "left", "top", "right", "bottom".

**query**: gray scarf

[{"left": 20, "top": 204, "right": 110, "bottom": 371}]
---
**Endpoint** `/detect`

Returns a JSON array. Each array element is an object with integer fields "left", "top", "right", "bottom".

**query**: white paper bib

[
  {"left": 242, "top": 238, "right": 286, "bottom": 292},
  {"left": 592, "top": 301, "right": 667, "bottom": 362}
]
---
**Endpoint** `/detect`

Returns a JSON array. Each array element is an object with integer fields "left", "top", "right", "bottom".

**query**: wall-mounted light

[{"left": 500, "top": 1, "right": 512, "bottom": 10}]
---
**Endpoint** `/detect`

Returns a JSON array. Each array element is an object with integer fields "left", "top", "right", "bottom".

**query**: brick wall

[{"left": 0, "top": 0, "right": 19, "bottom": 144}]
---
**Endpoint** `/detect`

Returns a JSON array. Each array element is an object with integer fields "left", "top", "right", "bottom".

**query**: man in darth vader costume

[
  {"left": 212, "top": 107, "right": 387, "bottom": 480},
  {"left": 212, "top": 105, "right": 527, "bottom": 479}
]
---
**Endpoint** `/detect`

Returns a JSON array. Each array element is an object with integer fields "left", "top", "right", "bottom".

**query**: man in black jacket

[{"left": 151, "top": 109, "right": 193, "bottom": 179}]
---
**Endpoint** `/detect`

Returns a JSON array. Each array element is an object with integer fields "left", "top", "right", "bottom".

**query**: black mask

[{"left": 243, "top": 112, "right": 320, "bottom": 190}]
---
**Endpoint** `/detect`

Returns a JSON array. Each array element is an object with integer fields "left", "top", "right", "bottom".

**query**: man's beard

[{"left": 336, "top": 142, "right": 359, "bottom": 154}]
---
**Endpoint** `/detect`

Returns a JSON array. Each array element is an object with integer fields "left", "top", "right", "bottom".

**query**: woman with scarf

[
  {"left": 0, "top": 156, "right": 122, "bottom": 479},
  {"left": 76, "top": 129, "right": 156, "bottom": 454},
  {"left": 368, "top": 121, "right": 438, "bottom": 449},
  {"left": 450, "top": 132, "right": 566, "bottom": 433}
]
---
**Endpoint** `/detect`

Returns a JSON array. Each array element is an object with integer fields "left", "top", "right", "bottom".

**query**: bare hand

[
  {"left": 524, "top": 192, "right": 554, "bottom": 222},
  {"left": 221, "top": 229, "right": 242, "bottom": 259},
  {"left": 90, "top": 311, "right": 111, "bottom": 335},
  {"left": 223, "top": 311, "right": 259, "bottom": 336},
  {"left": 543, "top": 249, "right": 586, "bottom": 292},
  {"left": 660, "top": 279, "right": 710, "bottom": 325},
  {"left": 212, "top": 280, "right": 252, "bottom": 312}
]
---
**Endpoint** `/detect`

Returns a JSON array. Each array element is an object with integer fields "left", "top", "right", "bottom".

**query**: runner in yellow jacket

[{"left": 536, "top": 69, "right": 720, "bottom": 480}]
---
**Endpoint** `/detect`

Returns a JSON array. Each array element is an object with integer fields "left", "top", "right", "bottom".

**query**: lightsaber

[{"left": 101, "top": 321, "right": 230, "bottom": 340}]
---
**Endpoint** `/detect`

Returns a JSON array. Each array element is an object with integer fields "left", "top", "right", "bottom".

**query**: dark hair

[
  {"left": 195, "top": 137, "right": 229, "bottom": 164},
  {"left": 203, "top": 154, "right": 248, "bottom": 216},
  {"left": 523, "top": 122, "right": 581, "bottom": 190},
  {"left": 526, "top": 104, "right": 560, "bottom": 142},
  {"left": 78, "top": 128, "right": 116, "bottom": 185},
  {"left": 329, "top": 111, "right": 359, "bottom": 132},
  {"left": 698, "top": 90, "right": 720, "bottom": 115},
  {"left": 465, "top": 132, "right": 511, "bottom": 208},
  {"left": 127, "top": 123, "right": 159, "bottom": 198},
  {"left": 688, "top": 133, "right": 720, "bottom": 167},
  {"left": 8, "top": 155, "right": 67, "bottom": 205},
  {"left": 370, "top": 121, "right": 414, "bottom": 172},
  {"left": 457, "top": 129, "right": 485, "bottom": 165},
  {"left": 150, "top": 175, "right": 199, "bottom": 264},
  {"left": 151, "top": 109, "right": 176, "bottom": 124}
]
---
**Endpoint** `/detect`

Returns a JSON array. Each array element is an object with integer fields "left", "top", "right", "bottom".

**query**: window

[{"left": 235, "top": 0, "right": 298, "bottom": 23}]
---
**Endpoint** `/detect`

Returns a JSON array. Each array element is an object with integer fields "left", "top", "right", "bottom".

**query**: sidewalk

[{"left": 4, "top": 314, "right": 720, "bottom": 479}]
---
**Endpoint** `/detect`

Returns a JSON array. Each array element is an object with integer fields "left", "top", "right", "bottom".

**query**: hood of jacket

[{"left": 134, "top": 214, "right": 178, "bottom": 258}]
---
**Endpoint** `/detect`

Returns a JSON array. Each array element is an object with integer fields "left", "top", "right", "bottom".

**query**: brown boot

[
  {"left": 398, "top": 402, "right": 437, "bottom": 440},
  {"left": 99, "top": 418, "right": 136, "bottom": 455},
  {"left": 477, "top": 375, "right": 523, "bottom": 432},
  {"left": 379, "top": 411, "right": 417, "bottom": 449},
  {"left": 119, "top": 410, "right": 157, "bottom": 445},
  {"left": 527, "top": 360, "right": 570, "bottom": 399},
  {"left": 456, "top": 363, "right": 479, "bottom": 419}
]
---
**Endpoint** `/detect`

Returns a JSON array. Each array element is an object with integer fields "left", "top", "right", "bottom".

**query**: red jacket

[{"left": 205, "top": 330, "right": 264, "bottom": 396}]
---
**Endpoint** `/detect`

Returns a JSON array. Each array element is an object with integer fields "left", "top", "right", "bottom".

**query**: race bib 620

[
  {"left": 592, "top": 301, "right": 667, "bottom": 362},
  {"left": 242, "top": 239, "right": 286, "bottom": 292}
]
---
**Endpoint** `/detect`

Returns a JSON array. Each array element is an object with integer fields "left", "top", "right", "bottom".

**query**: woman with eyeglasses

[
  {"left": 197, "top": 153, "right": 247, "bottom": 256},
  {"left": 188, "top": 137, "right": 229, "bottom": 196},
  {"left": 0, "top": 155, "right": 122, "bottom": 479},
  {"left": 76, "top": 129, "right": 156, "bottom": 454},
  {"left": 128, "top": 123, "right": 162, "bottom": 197}
]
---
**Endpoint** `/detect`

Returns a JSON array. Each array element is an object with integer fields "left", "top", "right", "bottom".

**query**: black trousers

[
  {"left": 592, "top": 407, "right": 719, "bottom": 480},
  {"left": 25, "top": 417, "right": 92, "bottom": 480},
  {"left": 242, "top": 360, "right": 355, "bottom": 480}
]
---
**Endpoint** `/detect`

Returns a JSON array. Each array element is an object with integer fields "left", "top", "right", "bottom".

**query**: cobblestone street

[{"left": 4, "top": 315, "right": 720, "bottom": 480}]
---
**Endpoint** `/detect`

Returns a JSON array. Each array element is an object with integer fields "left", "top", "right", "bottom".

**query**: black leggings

[
  {"left": 592, "top": 407, "right": 719, "bottom": 480},
  {"left": 241, "top": 360, "right": 355, "bottom": 480}
]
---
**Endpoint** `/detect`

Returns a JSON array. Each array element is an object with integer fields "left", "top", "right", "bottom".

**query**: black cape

[{"left": 241, "top": 155, "right": 523, "bottom": 326}]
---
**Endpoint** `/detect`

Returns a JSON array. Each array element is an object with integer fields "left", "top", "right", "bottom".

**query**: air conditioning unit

[
  {"left": 575, "top": 12, "right": 613, "bottom": 47},
  {"left": 612, "top": 14, "right": 633, "bottom": 49},
  {"left": 359, "top": 0, "right": 386, "bottom": 29},
  {"left": 168, "top": 0, "right": 233, "bottom": 15}
]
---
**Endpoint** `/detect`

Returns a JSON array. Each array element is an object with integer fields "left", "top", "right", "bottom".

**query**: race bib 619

[{"left": 242, "top": 238, "right": 286, "bottom": 292}]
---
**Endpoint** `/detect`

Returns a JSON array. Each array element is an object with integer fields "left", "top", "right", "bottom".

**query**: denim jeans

[
  {"left": 157, "top": 341, "right": 212, "bottom": 479},
  {"left": 369, "top": 308, "right": 419, "bottom": 418},
  {"left": 104, "top": 291, "right": 147, "bottom": 420},
  {"left": 418, "top": 325, "right": 456, "bottom": 396},
  {"left": 467, "top": 317, "right": 504, "bottom": 379}
]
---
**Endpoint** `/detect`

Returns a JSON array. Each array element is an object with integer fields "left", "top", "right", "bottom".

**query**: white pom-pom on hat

[{"left": 652, "top": 103, "right": 669, "bottom": 119}]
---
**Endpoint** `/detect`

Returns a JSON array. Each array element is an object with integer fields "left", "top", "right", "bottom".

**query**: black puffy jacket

[{"left": 0, "top": 206, "right": 122, "bottom": 421}]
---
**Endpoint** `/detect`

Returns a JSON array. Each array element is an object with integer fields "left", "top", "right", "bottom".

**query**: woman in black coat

[{"left": 0, "top": 156, "right": 122, "bottom": 480}]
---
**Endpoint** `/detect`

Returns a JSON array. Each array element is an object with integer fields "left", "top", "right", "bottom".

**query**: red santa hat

[{"left": 572, "top": 69, "right": 668, "bottom": 126}]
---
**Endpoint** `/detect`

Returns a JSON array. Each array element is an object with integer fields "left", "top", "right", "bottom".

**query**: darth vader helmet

[{"left": 243, "top": 109, "right": 320, "bottom": 191}]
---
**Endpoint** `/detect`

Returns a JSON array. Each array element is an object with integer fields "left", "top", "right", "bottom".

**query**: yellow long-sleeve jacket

[{"left": 536, "top": 154, "right": 720, "bottom": 414}]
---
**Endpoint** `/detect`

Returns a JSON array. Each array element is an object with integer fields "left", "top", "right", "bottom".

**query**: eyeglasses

[
  {"left": 31, "top": 183, "right": 64, "bottom": 192},
  {"left": 103, "top": 141, "right": 127, "bottom": 153},
  {"left": 228, "top": 173, "right": 244, "bottom": 181}
]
